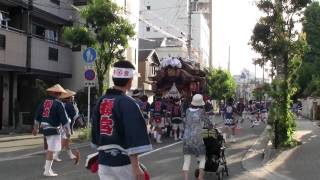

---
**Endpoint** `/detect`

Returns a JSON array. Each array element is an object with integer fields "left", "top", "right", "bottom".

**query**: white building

[{"left": 139, "top": 0, "right": 211, "bottom": 67}]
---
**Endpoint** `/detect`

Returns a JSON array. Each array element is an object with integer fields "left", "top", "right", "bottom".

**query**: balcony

[
  {"left": 30, "top": 36, "right": 72, "bottom": 76},
  {"left": 0, "top": 25, "right": 27, "bottom": 70}
]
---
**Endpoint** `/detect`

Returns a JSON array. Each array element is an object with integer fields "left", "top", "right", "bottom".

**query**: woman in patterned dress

[{"left": 182, "top": 94, "right": 211, "bottom": 180}]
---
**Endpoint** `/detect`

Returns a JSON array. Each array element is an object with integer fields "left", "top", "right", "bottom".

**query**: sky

[{"left": 212, "top": 0, "right": 264, "bottom": 77}]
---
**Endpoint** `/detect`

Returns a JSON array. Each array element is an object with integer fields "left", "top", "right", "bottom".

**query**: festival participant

[
  {"left": 132, "top": 89, "right": 143, "bottom": 108},
  {"left": 165, "top": 98, "right": 173, "bottom": 138},
  {"left": 32, "top": 84, "right": 70, "bottom": 177},
  {"left": 150, "top": 94, "right": 166, "bottom": 143},
  {"left": 54, "top": 89, "right": 80, "bottom": 161},
  {"left": 223, "top": 98, "right": 237, "bottom": 142},
  {"left": 204, "top": 97, "right": 214, "bottom": 126},
  {"left": 91, "top": 60, "right": 152, "bottom": 180},
  {"left": 140, "top": 95, "right": 150, "bottom": 123},
  {"left": 236, "top": 98, "right": 245, "bottom": 128},
  {"left": 171, "top": 99, "right": 183, "bottom": 141}
]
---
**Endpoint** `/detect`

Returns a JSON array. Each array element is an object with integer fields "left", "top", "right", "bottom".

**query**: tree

[
  {"left": 206, "top": 68, "right": 236, "bottom": 101},
  {"left": 250, "top": 0, "right": 310, "bottom": 148},
  {"left": 63, "top": 0, "right": 135, "bottom": 95},
  {"left": 296, "top": 2, "right": 320, "bottom": 97}
]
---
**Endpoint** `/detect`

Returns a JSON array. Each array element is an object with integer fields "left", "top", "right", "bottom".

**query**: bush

[{"left": 77, "top": 127, "right": 91, "bottom": 141}]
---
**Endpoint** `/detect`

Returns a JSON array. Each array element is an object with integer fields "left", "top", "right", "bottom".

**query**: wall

[
  {"left": 33, "top": 0, "right": 75, "bottom": 21},
  {"left": 62, "top": 47, "right": 86, "bottom": 92},
  {"left": 300, "top": 97, "right": 320, "bottom": 120},
  {"left": 0, "top": 28, "right": 27, "bottom": 68}
]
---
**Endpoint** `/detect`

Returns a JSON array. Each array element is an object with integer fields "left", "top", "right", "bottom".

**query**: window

[
  {"left": 147, "top": 6, "right": 151, "bottom": 10},
  {"left": 0, "top": 34, "right": 5, "bottom": 49},
  {"left": 48, "top": 47, "right": 58, "bottom": 61},
  {"left": 32, "top": 24, "right": 59, "bottom": 42},
  {"left": 146, "top": 26, "right": 150, "bottom": 32},
  {"left": 50, "top": 0, "right": 60, "bottom": 5},
  {"left": 32, "top": 24, "right": 45, "bottom": 38}
]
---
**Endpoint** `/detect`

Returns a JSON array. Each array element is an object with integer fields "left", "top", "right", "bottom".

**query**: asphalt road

[{"left": 0, "top": 115, "right": 266, "bottom": 180}]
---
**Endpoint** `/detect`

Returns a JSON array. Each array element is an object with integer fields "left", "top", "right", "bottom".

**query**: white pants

[
  {"left": 46, "top": 135, "right": 61, "bottom": 152},
  {"left": 172, "top": 123, "right": 184, "bottom": 131},
  {"left": 98, "top": 164, "right": 134, "bottom": 180},
  {"left": 182, "top": 155, "right": 206, "bottom": 171}
]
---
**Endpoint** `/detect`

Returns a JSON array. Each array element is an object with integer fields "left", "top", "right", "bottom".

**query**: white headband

[{"left": 112, "top": 67, "right": 138, "bottom": 78}]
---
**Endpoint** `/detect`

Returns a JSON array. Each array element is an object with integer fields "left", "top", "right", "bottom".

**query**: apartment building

[
  {"left": 0, "top": 0, "right": 140, "bottom": 131},
  {"left": 0, "top": 0, "right": 77, "bottom": 130}
]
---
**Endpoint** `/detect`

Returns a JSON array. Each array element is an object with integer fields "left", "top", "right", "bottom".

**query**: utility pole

[
  {"left": 187, "top": 0, "right": 192, "bottom": 59},
  {"left": 26, "top": 0, "right": 33, "bottom": 72}
]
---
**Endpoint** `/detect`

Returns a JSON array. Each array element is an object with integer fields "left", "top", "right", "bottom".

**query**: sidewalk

[
  {"left": 0, "top": 131, "right": 88, "bottom": 161},
  {"left": 242, "top": 117, "right": 320, "bottom": 180}
]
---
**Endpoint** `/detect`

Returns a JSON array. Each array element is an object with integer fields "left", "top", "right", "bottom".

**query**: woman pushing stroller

[{"left": 182, "top": 94, "right": 213, "bottom": 180}]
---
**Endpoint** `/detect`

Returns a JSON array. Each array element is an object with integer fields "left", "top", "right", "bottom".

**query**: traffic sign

[
  {"left": 85, "top": 81, "right": 95, "bottom": 87},
  {"left": 84, "top": 69, "right": 96, "bottom": 81},
  {"left": 83, "top": 47, "right": 97, "bottom": 64}
]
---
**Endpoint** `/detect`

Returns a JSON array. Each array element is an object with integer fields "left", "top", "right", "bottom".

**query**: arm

[{"left": 57, "top": 102, "right": 71, "bottom": 138}]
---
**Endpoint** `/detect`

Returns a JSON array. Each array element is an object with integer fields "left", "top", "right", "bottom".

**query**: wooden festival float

[{"left": 151, "top": 56, "right": 206, "bottom": 99}]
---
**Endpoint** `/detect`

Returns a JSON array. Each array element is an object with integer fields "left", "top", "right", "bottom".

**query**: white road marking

[{"left": 139, "top": 141, "right": 182, "bottom": 157}]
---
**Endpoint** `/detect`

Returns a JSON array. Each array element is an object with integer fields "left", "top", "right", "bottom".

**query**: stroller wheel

[{"left": 194, "top": 168, "right": 199, "bottom": 178}]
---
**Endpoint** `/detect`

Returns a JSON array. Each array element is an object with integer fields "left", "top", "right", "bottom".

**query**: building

[
  {"left": 0, "top": 0, "right": 140, "bottom": 131},
  {"left": 233, "top": 68, "right": 270, "bottom": 101},
  {"left": 0, "top": 0, "right": 76, "bottom": 130},
  {"left": 138, "top": 49, "right": 160, "bottom": 100},
  {"left": 139, "top": 0, "right": 212, "bottom": 67}
]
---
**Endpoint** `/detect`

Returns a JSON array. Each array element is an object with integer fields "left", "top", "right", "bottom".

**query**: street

[{"left": 0, "top": 115, "right": 266, "bottom": 180}]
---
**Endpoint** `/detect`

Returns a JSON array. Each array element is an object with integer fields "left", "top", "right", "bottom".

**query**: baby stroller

[{"left": 195, "top": 128, "right": 229, "bottom": 180}]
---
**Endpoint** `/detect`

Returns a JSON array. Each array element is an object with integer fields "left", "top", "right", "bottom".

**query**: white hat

[
  {"left": 191, "top": 94, "right": 205, "bottom": 106},
  {"left": 60, "top": 89, "right": 76, "bottom": 99}
]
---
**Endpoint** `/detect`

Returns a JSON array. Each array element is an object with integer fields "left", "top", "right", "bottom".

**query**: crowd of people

[{"left": 32, "top": 60, "right": 273, "bottom": 179}]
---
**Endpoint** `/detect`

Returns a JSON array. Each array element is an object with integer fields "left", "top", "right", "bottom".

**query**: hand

[
  {"left": 32, "top": 128, "right": 38, "bottom": 136},
  {"left": 132, "top": 166, "right": 145, "bottom": 180}
]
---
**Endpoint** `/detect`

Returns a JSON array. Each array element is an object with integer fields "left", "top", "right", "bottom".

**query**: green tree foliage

[
  {"left": 206, "top": 69, "right": 236, "bottom": 101},
  {"left": 250, "top": 0, "right": 310, "bottom": 148},
  {"left": 296, "top": 2, "right": 320, "bottom": 97},
  {"left": 252, "top": 83, "right": 271, "bottom": 101},
  {"left": 63, "top": 0, "right": 135, "bottom": 95}
]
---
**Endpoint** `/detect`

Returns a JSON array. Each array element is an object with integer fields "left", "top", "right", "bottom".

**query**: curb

[{"left": 241, "top": 126, "right": 294, "bottom": 180}]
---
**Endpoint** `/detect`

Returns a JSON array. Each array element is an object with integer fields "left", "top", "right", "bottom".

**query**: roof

[
  {"left": 139, "top": 38, "right": 164, "bottom": 50},
  {"left": 138, "top": 49, "right": 160, "bottom": 64},
  {"left": 139, "top": 38, "right": 185, "bottom": 50}
]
